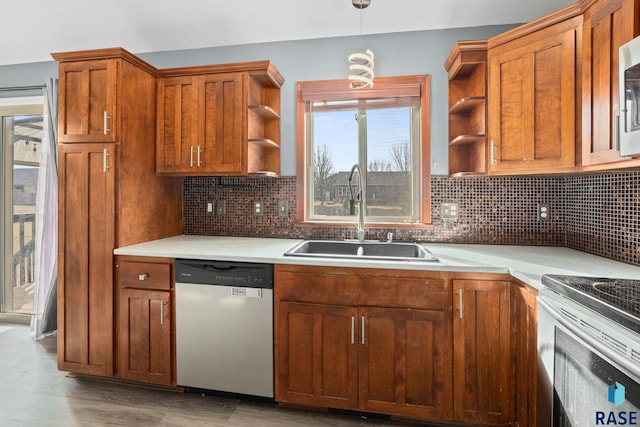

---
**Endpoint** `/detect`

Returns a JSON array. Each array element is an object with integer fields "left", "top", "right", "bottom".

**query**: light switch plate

[
  {"left": 216, "top": 199, "right": 226, "bottom": 215},
  {"left": 278, "top": 200, "right": 289, "bottom": 217}
]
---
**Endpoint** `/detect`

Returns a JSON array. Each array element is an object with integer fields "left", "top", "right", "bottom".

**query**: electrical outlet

[
  {"left": 441, "top": 202, "right": 459, "bottom": 219},
  {"left": 253, "top": 200, "right": 263, "bottom": 216},
  {"left": 206, "top": 201, "right": 215, "bottom": 216},
  {"left": 278, "top": 200, "right": 289, "bottom": 217},
  {"left": 538, "top": 203, "right": 550, "bottom": 221},
  {"left": 216, "top": 199, "right": 226, "bottom": 215}
]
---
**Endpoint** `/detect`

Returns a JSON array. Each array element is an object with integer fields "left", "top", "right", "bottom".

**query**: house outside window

[{"left": 295, "top": 75, "right": 432, "bottom": 228}]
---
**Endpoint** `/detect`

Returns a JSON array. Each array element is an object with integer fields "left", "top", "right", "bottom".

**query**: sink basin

[{"left": 284, "top": 240, "right": 439, "bottom": 262}]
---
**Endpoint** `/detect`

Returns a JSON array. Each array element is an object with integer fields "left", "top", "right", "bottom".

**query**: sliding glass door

[{"left": 1, "top": 97, "right": 43, "bottom": 316}]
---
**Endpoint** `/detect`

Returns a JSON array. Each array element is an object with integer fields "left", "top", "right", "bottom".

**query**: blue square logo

[{"left": 608, "top": 382, "right": 626, "bottom": 407}]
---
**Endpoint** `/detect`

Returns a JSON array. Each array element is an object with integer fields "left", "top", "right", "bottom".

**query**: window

[{"left": 296, "top": 75, "right": 431, "bottom": 227}]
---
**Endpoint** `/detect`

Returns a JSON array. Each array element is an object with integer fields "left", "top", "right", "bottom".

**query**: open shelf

[
  {"left": 249, "top": 104, "right": 280, "bottom": 120},
  {"left": 249, "top": 138, "right": 279, "bottom": 148},
  {"left": 445, "top": 40, "right": 488, "bottom": 176},
  {"left": 449, "top": 134, "right": 486, "bottom": 146},
  {"left": 449, "top": 96, "right": 485, "bottom": 114}
]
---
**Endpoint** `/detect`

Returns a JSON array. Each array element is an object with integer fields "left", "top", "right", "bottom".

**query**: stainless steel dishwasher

[{"left": 175, "top": 259, "right": 274, "bottom": 398}]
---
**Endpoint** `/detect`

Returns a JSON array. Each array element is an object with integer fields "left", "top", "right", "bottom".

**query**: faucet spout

[{"left": 348, "top": 163, "right": 366, "bottom": 242}]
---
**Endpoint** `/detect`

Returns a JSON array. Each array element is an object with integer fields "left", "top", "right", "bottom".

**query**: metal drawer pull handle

[
  {"left": 197, "top": 146, "right": 202, "bottom": 166},
  {"left": 361, "top": 316, "right": 365, "bottom": 345},
  {"left": 160, "top": 301, "right": 165, "bottom": 325},
  {"left": 103, "top": 148, "right": 110, "bottom": 172},
  {"left": 351, "top": 316, "right": 355, "bottom": 344},
  {"left": 190, "top": 146, "right": 195, "bottom": 167},
  {"left": 491, "top": 140, "right": 496, "bottom": 165},
  {"left": 458, "top": 289, "right": 463, "bottom": 318},
  {"left": 138, "top": 274, "right": 148, "bottom": 281},
  {"left": 103, "top": 111, "right": 111, "bottom": 135}
]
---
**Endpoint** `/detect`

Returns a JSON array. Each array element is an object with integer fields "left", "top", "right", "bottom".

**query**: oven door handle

[{"left": 537, "top": 296, "right": 640, "bottom": 382}]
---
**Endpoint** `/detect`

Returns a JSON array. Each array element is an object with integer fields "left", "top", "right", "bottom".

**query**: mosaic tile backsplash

[{"left": 183, "top": 172, "right": 640, "bottom": 267}]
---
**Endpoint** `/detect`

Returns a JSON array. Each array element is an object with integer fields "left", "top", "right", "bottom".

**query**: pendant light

[{"left": 348, "top": 0, "right": 374, "bottom": 89}]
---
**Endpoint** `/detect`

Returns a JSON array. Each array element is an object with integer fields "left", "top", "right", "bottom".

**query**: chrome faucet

[{"left": 348, "top": 163, "right": 366, "bottom": 242}]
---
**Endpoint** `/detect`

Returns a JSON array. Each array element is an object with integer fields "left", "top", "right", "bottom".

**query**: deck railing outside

[{"left": 12, "top": 212, "right": 35, "bottom": 313}]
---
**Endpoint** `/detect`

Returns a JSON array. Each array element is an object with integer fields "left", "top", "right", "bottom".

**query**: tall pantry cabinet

[{"left": 54, "top": 48, "right": 182, "bottom": 377}]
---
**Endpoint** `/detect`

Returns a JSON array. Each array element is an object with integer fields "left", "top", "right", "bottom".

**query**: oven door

[{"left": 537, "top": 294, "right": 640, "bottom": 427}]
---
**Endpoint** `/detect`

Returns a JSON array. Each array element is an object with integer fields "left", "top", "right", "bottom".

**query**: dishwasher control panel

[{"left": 175, "top": 259, "right": 274, "bottom": 289}]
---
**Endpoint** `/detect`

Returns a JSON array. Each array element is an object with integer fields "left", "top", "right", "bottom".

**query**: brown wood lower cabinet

[
  {"left": 116, "top": 257, "right": 175, "bottom": 386},
  {"left": 278, "top": 302, "right": 358, "bottom": 409},
  {"left": 275, "top": 265, "right": 452, "bottom": 421},
  {"left": 512, "top": 283, "right": 539, "bottom": 427},
  {"left": 274, "top": 265, "right": 542, "bottom": 426},
  {"left": 359, "top": 306, "right": 449, "bottom": 417},
  {"left": 453, "top": 279, "right": 512, "bottom": 425}
]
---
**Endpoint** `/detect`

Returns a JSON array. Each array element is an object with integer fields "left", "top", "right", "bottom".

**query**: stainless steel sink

[{"left": 284, "top": 240, "right": 439, "bottom": 262}]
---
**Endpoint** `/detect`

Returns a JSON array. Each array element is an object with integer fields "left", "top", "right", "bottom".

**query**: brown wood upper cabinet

[
  {"left": 487, "top": 16, "right": 580, "bottom": 174},
  {"left": 56, "top": 58, "right": 118, "bottom": 143},
  {"left": 156, "top": 61, "right": 284, "bottom": 176},
  {"left": 581, "top": 0, "right": 640, "bottom": 168},
  {"left": 446, "top": 0, "right": 640, "bottom": 175}
]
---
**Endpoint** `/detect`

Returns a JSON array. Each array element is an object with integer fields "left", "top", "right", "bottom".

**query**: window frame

[{"left": 295, "top": 75, "right": 432, "bottom": 228}]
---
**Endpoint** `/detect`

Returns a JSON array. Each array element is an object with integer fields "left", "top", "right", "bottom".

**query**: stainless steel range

[{"left": 537, "top": 275, "right": 640, "bottom": 427}]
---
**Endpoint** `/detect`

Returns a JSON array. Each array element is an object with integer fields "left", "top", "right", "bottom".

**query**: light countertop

[{"left": 114, "top": 235, "right": 640, "bottom": 290}]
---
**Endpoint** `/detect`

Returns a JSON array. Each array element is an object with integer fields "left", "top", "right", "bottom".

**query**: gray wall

[{"left": 0, "top": 25, "right": 515, "bottom": 176}]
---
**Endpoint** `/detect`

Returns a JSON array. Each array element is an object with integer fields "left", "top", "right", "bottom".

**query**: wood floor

[{"left": 0, "top": 322, "right": 431, "bottom": 427}]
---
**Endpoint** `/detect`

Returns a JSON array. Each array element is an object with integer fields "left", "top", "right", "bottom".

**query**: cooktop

[{"left": 542, "top": 274, "right": 640, "bottom": 335}]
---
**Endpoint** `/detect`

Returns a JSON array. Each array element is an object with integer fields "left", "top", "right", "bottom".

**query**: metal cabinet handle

[
  {"left": 103, "top": 111, "right": 111, "bottom": 135},
  {"left": 197, "top": 146, "right": 202, "bottom": 167},
  {"left": 490, "top": 140, "right": 496, "bottom": 165},
  {"left": 138, "top": 274, "right": 148, "bottom": 281},
  {"left": 361, "top": 316, "right": 365, "bottom": 345},
  {"left": 615, "top": 114, "right": 620, "bottom": 152},
  {"left": 458, "top": 289, "right": 463, "bottom": 319},
  {"left": 160, "top": 301, "right": 165, "bottom": 325},
  {"left": 351, "top": 316, "right": 355, "bottom": 344},
  {"left": 103, "top": 148, "right": 110, "bottom": 172},
  {"left": 190, "top": 146, "right": 195, "bottom": 167}
]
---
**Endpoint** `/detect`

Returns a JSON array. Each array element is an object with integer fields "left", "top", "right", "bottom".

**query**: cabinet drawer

[{"left": 119, "top": 261, "right": 171, "bottom": 290}]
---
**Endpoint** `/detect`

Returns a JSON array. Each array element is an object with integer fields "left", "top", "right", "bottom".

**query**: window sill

[{"left": 295, "top": 221, "right": 434, "bottom": 230}]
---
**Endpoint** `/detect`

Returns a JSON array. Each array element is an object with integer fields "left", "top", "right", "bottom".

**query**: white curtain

[{"left": 31, "top": 78, "right": 57, "bottom": 338}]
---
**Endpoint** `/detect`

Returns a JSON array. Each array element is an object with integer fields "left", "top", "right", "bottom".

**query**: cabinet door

[
  {"left": 58, "top": 60, "right": 117, "bottom": 143},
  {"left": 199, "top": 73, "right": 245, "bottom": 174},
  {"left": 156, "top": 76, "right": 199, "bottom": 174},
  {"left": 488, "top": 21, "right": 577, "bottom": 173},
  {"left": 58, "top": 143, "right": 115, "bottom": 376},
  {"left": 511, "top": 286, "right": 538, "bottom": 427},
  {"left": 453, "top": 279, "right": 511, "bottom": 425},
  {"left": 581, "top": 0, "right": 640, "bottom": 166},
  {"left": 118, "top": 288, "right": 172, "bottom": 385},
  {"left": 275, "top": 302, "right": 358, "bottom": 409},
  {"left": 359, "top": 307, "right": 452, "bottom": 420}
]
